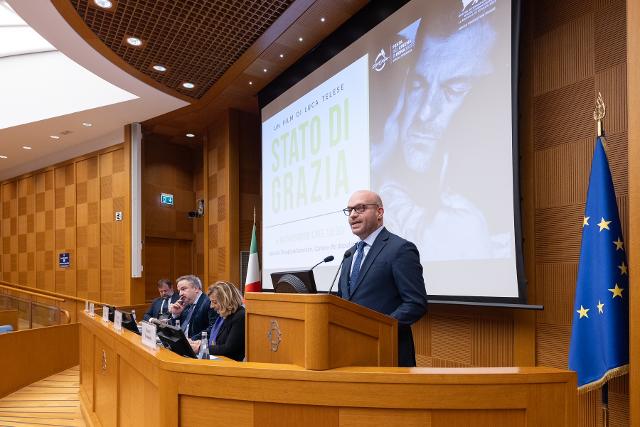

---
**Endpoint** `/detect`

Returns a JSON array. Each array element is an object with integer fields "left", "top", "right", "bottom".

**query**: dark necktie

[
  {"left": 348, "top": 241, "right": 366, "bottom": 297},
  {"left": 182, "top": 304, "right": 194, "bottom": 333}
]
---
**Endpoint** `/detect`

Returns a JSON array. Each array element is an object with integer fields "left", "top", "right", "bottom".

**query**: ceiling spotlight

[
  {"left": 0, "top": 155, "right": 7, "bottom": 159},
  {"left": 94, "top": 0, "right": 113, "bottom": 8},
  {"left": 248, "top": 81, "right": 253, "bottom": 86},
  {"left": 298, "top": 37, "right": 304, "bottom": 42},
  {"left": 182, "top": 82, "right": 195, "bottom": 89},
  {"left": 50, "top": 135, "right": 60, "bottom": 140},
  {"left": 82, "top": 122, "right": 93, "bottom": 127},
  {"left": 152, "top": 64, "right": 167, "bottom": 72},
  {"left": 279, "top": 53, "right": 284, "bottom": 58},
  {"left": 22, "top": 146, "right": 32, "bottom": 150},
  {"left": 320, "top": 17, "right": 325, "bottom": 22},
  {"left": 263, "top": 68, "right": 268, "bottom": 73},
  {"left": 186, "top": 133, "right": 195, "bottom": 138},
  {"left": 126, "top": 36, "right": 143, "bottom": 47}
]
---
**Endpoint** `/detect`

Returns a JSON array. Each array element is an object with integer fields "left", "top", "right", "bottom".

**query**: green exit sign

[{"left": 160, "top": 193, "right": 174, "bottom": 205}]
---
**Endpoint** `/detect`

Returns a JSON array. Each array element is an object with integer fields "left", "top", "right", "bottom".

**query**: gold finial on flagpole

[
  {"left": 593, "top": 92, "right": 606, "bottom": 138},
  {"left": 253, "top": 206, "right": 256, "bottom": 224}
]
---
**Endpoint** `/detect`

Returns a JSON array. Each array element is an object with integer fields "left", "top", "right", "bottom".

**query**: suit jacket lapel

[{"left": 349, "top": 228, "right": 389, "bottom": 299}]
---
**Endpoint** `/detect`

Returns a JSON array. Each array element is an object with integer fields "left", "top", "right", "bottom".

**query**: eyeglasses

[{"left": 342, "top": 204, "right": 379, "bottom": 216}]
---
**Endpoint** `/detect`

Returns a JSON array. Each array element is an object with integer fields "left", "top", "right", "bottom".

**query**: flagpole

[{"left": 594, "top": 92, "right": 609, "bottom": 427}]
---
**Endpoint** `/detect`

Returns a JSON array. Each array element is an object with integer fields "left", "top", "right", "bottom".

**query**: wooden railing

[
  {"left": 0, "top": 282, "right": 81, "bottom": 329},
  {"left": 0, "top": 281, "right": 153, "bottom": 326}
]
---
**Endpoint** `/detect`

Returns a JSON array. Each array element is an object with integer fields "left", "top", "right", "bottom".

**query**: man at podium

[{"left": 338, "top": 190, "right": 428, "bottom": 367}]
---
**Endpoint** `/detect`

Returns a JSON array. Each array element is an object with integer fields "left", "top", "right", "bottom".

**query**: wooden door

[{"left": 144, "top": 237, "right": 193, "bottom": 302}]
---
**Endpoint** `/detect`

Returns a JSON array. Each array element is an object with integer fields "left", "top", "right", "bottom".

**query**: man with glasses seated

[{"left": 338, "top": 190, "right": 427, "bottom": 367}]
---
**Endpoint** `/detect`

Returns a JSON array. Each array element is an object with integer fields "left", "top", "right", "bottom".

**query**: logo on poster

[{"left": 371, "top": 49, "right": 389, "bottom": 72}]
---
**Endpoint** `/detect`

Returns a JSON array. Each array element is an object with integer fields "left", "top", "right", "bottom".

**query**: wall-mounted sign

[
  {"left": 59, "top": 252, "right": 70, "bottom": 268},
  {"left": 160, "top": 193, "right": 174, "bottom": 206}
]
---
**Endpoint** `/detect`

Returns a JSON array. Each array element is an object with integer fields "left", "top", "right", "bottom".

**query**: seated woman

[{"left": 189, "top": 281, "right": 245, "bottom": 361}]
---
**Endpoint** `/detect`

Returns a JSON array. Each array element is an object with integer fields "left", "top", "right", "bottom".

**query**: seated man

[
  {"left": 143, "top": 278, "right": 179, "bottom": 322},
  {"left": 169, "top": 275, "right": 211, "bottom": 339}
]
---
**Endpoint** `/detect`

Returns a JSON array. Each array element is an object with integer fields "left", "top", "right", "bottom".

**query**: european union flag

[{"left": 568, "top": 137, "right": 629, "bottom": 391}]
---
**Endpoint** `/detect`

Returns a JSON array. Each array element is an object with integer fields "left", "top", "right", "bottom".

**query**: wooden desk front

[{"left": 79, "top": 314, "right": 577, "bottom": 427}]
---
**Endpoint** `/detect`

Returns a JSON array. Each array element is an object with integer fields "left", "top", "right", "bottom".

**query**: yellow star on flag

[
  {"left": 613, "top": 237, "right": 624, "bottom": 250},
  {"left": 577, "top": 305, "right": 589, "bottom": 319},
  {"left": 597, "top": 217, "right": 611, "bottom": 231},
  {"left": 597, "top": 301, "right": 604, "bottom": 314},
  {"left": 618, "top": 261, "right": 628, "bottom": 276},
  {"left": 608, "top": 284, "right": 624, "bottom": 298},
  {"left": 583, "top": 216, "right": 590, "bottom": 227}
]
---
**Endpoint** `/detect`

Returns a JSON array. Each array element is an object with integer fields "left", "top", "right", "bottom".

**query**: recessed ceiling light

[
  {"left": 22, "top": 146, "right": 32, "bottom": 150},
  {"left": 94, "top": 0, "right": 113, "bottom": 8},
  {"left": 182, "top": 82, "right": 195, "bottom": 89},
  {"left": 320, "top": 17, "right": 325, "bottom": 22},
  {"left": 279, "top": 53, "right": 284, "bottom": 58},
  {"left": 152, "top": 64, "right": 167, "bottom": 72},
  {"left": 0, "top": 155, "right": 7, "bottom": 159},
  {"left": 249, "top": 81, "right": 253, "bottom": 86},
  {"left": 298, "top": 37, "right": 304, "bottom": 42},
  {"left": 50, "top": 135, "right": 60, "bottom": 140},
  {"left": 263, "top": 68, "right": 268, "bottom": 73},
  {"left": 82, "top": 122, "right": 93, "bottom": 127},
  {"left": 186, "top": 133, "right": 195, "bottom": 138},
  {"left": 126, "top": 36, "right": 143, "bottom": 47}
]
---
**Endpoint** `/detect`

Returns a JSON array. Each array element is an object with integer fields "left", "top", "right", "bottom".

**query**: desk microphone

[
  {"left": 328, "top": 249, "right": 352, "bottom": 295},
  {"left": 310, "top": 255, "right": 335, "bottom": 270}
]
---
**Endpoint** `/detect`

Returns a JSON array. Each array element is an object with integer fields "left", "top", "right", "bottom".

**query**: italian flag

[{"left": 244, "top": 223, "right": 261, "bottom": 292}]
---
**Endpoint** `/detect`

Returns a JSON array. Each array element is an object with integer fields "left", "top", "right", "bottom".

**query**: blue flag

[{"left": 568, "top": 137, "right": 629, "bottom": 391}]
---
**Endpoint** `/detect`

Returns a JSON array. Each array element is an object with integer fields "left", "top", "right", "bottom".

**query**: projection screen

[{"left": 261, "top": 0, "right": 524, "bottom": 302}]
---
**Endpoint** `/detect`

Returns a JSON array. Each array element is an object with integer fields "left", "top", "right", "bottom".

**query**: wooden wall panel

[
  {"left": 206, "top": 110, "right": 240, "bottom": 285},
  {"left": 100, "top": 149, "right": 127, "bottom": 305},
  {"left": 76, "top": 157, "right": 101, "bottom": 302},
  {"left": 16, "top": 177, "right": 35, "bottom": 288},
  {"left": 0, "top": 143, "right": 131, "bottom": 308},
  {"left": 534, "top": 138, "right": 594, "bottom": 209},
  {"left": 594, "top": 0, "right": 626, "bottom": 72},
  {"left": 533, "top": 78, "right": 595, "bottom": 150},
  {"left": 532, "top": 13, "right": 594, "bottom": 96},
  {"left": 238, "top": 111, "right": 261, "bottom": 256},
  {"left": 194, "top": 146, "right": 205, "bottom": 279},
  {"left": 533, "top": 0, "right": 593, "bottom": 38},
  {"left": 35, "top": 171, "right": 55, "bottom": 291},
  {"left": 2, "top": 182, "right": 18, "bottom": 284},
  {"left": 54, "top": 164, "right": 76, "bottom": 297}
]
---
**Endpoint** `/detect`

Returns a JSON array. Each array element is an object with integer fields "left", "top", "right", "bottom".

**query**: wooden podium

[{"left": 244, "top": 293, "right": 397, "bottom": 370}]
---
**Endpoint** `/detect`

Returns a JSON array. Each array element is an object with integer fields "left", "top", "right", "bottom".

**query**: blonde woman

[{"left": 189, "top": 281, "right": 245, "bottom": 361}]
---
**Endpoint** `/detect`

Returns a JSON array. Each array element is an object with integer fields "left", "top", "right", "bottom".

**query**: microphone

[
  {"left": 310, "top": 255, "right": 335, "bottom": 270},
  {"left": 328, "top": 249, "right": 352, "bottom": 295}
]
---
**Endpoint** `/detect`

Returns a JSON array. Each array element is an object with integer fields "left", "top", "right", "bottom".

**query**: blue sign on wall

[
  {"left": 59, "top": 252, "right": 70, "bottom": 268},
  {"left": 160, "top": 193, "right": 174, "bottom": 206}
]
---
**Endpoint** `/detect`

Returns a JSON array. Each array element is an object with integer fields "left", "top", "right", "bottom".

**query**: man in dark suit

[
  {"left": 143, "top": 279, "right": 179, "bottom": 322},
  {"left": 169, "top": 275, "right": 211, "bottom": 339},
  {"left": 338, "top": 190, "right": 428, "bottom": 367}
]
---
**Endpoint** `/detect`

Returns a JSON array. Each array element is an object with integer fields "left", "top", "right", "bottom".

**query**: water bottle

[{"left": 198, "top": 331, "right": 209, "bottom": 359}]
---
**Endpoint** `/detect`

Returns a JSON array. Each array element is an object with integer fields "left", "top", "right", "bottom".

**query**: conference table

[{"left": 79, "top": 296, "right": 576, "bottom": 427}]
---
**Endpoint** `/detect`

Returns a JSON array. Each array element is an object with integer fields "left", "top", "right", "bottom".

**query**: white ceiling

[{"left": 0, "top": 0, "right": 189, "bottom": 181}]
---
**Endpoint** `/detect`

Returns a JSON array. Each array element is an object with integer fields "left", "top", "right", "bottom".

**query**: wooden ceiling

[{"left": 53, "top": 0, "right": 368, "bottom": 141}]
